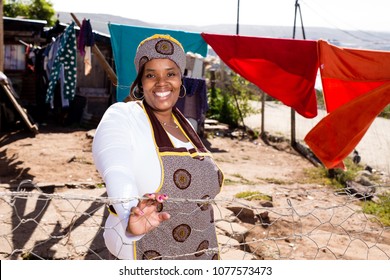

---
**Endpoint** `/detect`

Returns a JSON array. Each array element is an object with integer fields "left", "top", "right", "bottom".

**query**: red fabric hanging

[
  {"left": 306, "top": 41, "right": 390, "bottom": 169},
  {"left": 305, "top": 82, "right": 390, "bottom": 169},
  {"left": 201, "top": 33, "right": 319, "bottom": 118},
  {"left": 318, "top": 40, "right": 390, "bottom": 113}
]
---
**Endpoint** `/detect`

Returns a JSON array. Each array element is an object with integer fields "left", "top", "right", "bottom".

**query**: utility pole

[
  {"left": 291, "top": 0, "right": 306, "bottom": 146},
  {"left": 233, "top": 0, "right": 247, "bottom": 131},
  {"left": 293, "top": 0, "right": 306, "bottom": 40},
  {"left": 236, "top": 0, "right": 240, "bottom": 35}
]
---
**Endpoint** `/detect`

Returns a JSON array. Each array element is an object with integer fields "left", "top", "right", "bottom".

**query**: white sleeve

[{"left": 92, "top": 102, "right": 141, "bottom": 239}]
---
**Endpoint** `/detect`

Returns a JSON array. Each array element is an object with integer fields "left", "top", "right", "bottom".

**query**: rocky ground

[{"left": 0, "top": 121, "right": 389, "bottom": 260}]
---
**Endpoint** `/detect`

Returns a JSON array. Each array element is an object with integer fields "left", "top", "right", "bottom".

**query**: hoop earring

[
  {"left": 179, "top": 84, "right": 187, "bottom": 99},
  {"left": 131, "top": 85, "right": 144, "bottom": 100}
]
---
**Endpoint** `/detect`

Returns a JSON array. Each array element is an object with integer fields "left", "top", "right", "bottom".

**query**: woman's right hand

[{"left": 126, "top": 193, "right": 170, "bottom": 236}]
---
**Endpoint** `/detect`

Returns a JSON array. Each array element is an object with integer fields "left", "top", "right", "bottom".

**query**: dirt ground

[
  {"left": 0, "top": 123, "right": 311, "bottom": 187},
  {"left": 1, "top": 122, "right": 389, "bottom": 260}
]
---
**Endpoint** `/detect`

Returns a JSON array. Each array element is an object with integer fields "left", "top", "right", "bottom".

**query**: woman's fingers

[
  {"left": 143, "top": 193, "right": 168, "bottom": 202},
  {"left": 144, "top": 193, "right": 156, "bottom": 200},
  {"left": 158, "top": 212, "right": 171, "bottom": 221},
  {"left": 127, "top": 193, "right": 170, "bottom": 235},
  {"left": 131, "top": 207, "right": 144, "bottom": 217}
]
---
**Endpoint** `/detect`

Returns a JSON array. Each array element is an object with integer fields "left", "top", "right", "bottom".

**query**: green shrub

[{"left": 207, "top": 73, "right": 259, "bottom": 127}]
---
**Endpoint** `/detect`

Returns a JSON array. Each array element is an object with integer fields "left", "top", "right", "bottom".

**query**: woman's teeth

[{"left": 155, "top": 91, "right": 171, "bottom": 97}]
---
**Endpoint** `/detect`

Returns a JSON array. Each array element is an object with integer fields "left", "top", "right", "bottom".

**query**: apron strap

[{"left": 143, "top": 101, "right": 208, "bottom": 153}]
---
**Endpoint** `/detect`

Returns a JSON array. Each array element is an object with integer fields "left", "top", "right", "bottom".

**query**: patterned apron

[{"left": 133, "top": 102, "right": 224, "bottom": 260}]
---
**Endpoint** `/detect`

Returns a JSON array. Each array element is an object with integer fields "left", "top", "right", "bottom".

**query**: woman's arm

[{"left": 92, "top": 103, "right": 140, "bottom": 234}]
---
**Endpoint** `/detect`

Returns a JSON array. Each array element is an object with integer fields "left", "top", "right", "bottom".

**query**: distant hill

[{"left": 58, "top": 12, "right": 390, "bottom": 51}]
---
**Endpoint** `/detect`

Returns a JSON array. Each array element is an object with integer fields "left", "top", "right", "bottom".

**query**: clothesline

[{"left": 201, "top": 32, "right": 390, "bottom": 169}]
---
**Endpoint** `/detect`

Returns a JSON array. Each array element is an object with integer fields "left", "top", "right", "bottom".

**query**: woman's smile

[{"left": 154, "top": 90, "right": 171, "bottom": 98}]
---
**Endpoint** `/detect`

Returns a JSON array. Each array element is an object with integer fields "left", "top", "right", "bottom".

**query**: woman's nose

[{"left": 156, "top": 75, "right": 168, "bottom": 85}]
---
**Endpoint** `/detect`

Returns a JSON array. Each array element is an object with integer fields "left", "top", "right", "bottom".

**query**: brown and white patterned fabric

[
  {"left": 133, "top": 102, "right": 224, "bottom": 260},
  {"left": 134, "top": 34, "right": 186, "bottom": 75}
]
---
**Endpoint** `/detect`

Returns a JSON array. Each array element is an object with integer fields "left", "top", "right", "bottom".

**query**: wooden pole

[
  {"left": 0, "top": 78, "right": 39, "bottom": 133},
  {"left": 70, "top": 13, "right": 117, "bottom": 86},
  {"left": 261, "top": 91, "right": 265, "bottom": 136}
]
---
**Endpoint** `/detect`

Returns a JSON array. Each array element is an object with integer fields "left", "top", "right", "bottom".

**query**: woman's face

[{"left": 141, "top": 58, "right": 182, "bottom": 113}]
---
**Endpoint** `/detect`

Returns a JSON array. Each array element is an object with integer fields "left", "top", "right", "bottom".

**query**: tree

[{"left": 3, "top": 0, "right": 56, "bottom": 26}]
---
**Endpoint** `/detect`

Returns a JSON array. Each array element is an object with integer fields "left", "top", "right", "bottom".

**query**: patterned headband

[{"left": 134, "top": 34, "right": 186, "bottom": 74}]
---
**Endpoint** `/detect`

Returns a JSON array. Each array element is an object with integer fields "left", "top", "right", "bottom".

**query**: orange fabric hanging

[
  {"left": 305, "top": 82, "right": 390, "bottom": 169},
  {"left": 318, "top": 40, "right": 390, "bottom": 113},
  {"left": 201, "top": 33, "right": 319, "bottom": 118},
  {"left": 305, "top": 41, "right": 390, "bottom": 169}
]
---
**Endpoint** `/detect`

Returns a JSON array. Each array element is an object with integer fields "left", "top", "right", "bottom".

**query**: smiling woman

[{"left": 92, "top": 34, "right": 225, "bottom": 260}]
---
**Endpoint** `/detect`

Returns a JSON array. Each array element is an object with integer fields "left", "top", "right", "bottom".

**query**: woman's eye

[
  {"left": 167, "top": 72, "right": 176, "bottom": 77},
  {"left": 145, "top": 73, "right": 154, "bottom": 78}
]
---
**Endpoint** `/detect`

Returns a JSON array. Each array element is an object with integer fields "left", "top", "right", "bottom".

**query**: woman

[{"left": 92, "top": 34, "right": 224, "bottom": 260}]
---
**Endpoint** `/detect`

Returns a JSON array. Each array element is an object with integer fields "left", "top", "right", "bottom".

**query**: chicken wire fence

[{"left": 0, "top": 180, "right": 389, "bottom": 260}]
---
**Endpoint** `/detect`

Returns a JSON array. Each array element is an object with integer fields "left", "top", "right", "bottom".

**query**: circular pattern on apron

[
  {"left": 218, "top": 170, "right": 224, "bottom": 188},
  {"left": 172, "top": 224, "right": 191, "bottom": 242},
  {"left": 156, "top": 202, "right": 163, "bottom": 212},
  {"left": 195, "top": 240, "right": 209, "bottom": 257},
  {"left": 173, "top": 169, "right": 191, "bottom": 189},
  {"left": 197, "top": 195, "right": 211, "bottom": 211},
  {"left": 142, "top": 250, "right": 162, "bottom": 260}
]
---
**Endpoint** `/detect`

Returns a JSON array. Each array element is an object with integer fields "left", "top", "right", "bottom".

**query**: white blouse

[{"left": 92, "top": 101, "right": 194, "bottom": 259}]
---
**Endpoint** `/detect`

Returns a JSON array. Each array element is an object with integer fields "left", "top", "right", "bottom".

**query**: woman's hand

[{"left": 126, "top": 193, "right": 170, "bottom": 235}]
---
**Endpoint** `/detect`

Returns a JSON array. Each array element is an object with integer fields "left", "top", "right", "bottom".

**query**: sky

[{"left": 49, "top": 0, "right": 390, "bottom": 33}]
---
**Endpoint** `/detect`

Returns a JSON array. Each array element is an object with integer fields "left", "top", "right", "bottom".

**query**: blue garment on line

[{"left": 108, "top": 23, "right": 208, "bottom": 102}]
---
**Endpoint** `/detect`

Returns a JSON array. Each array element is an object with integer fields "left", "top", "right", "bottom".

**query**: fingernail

[
  {"left": 157, "top": 195, "right": 163, "bottom": 201},
  {"left": 163, "top": 194, "right": 168, "bottom": 198}
]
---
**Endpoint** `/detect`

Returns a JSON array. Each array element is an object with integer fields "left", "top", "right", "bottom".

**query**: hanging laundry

[
  {"left": 318, "top": 40, "right": 390, "bottom": 113},
  {"left": 108, "top": 23, "right": 208, "bottom": 102},
  {"left": 201, "top": 33, "right": 319, "bottom": 118},
  {"left": 46, "top": 22, "right": 77, "bottom": 105},
  {"left": 305, "top": 82, "right": 390, "bottom": 169},
  {"left": 25, "top": 44, "right": 36, "bottom": 72},
  {"left": 78, "top": 19, "right": 95, "bottom": 75},
  {"left": 305, "top": 41, "right": 390, "bottom": 169},
  {"left": 176, "top": 77, "right": 209, "bottom": 123}
]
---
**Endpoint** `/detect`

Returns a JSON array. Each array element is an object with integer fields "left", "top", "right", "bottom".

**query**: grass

[
  {"left": 262, "top": 177, "right": 291, "bottom": 185},
  {"left": 302, "top": 158, "right": 366, "bottom": 190},
  {"left": 225, "top": 155, "right": 390, "bottom": 226},
  {"left": 235, "top": 190, "right": 272, "bottom": 201},
  {"left": 379, "top": 104, "right": 390, "bottom": 119},
  {"left": 95, "top": 182, "right": 105, "bottom": 189},
  {"left": 230, "top": 173, "right": 258, "bottom": 185},
  {"left": 361, "top": 195, "right": 390, "bottom": 226},
  {"left": 303, "top": 157, "right": 390, "bottom": 226}
]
